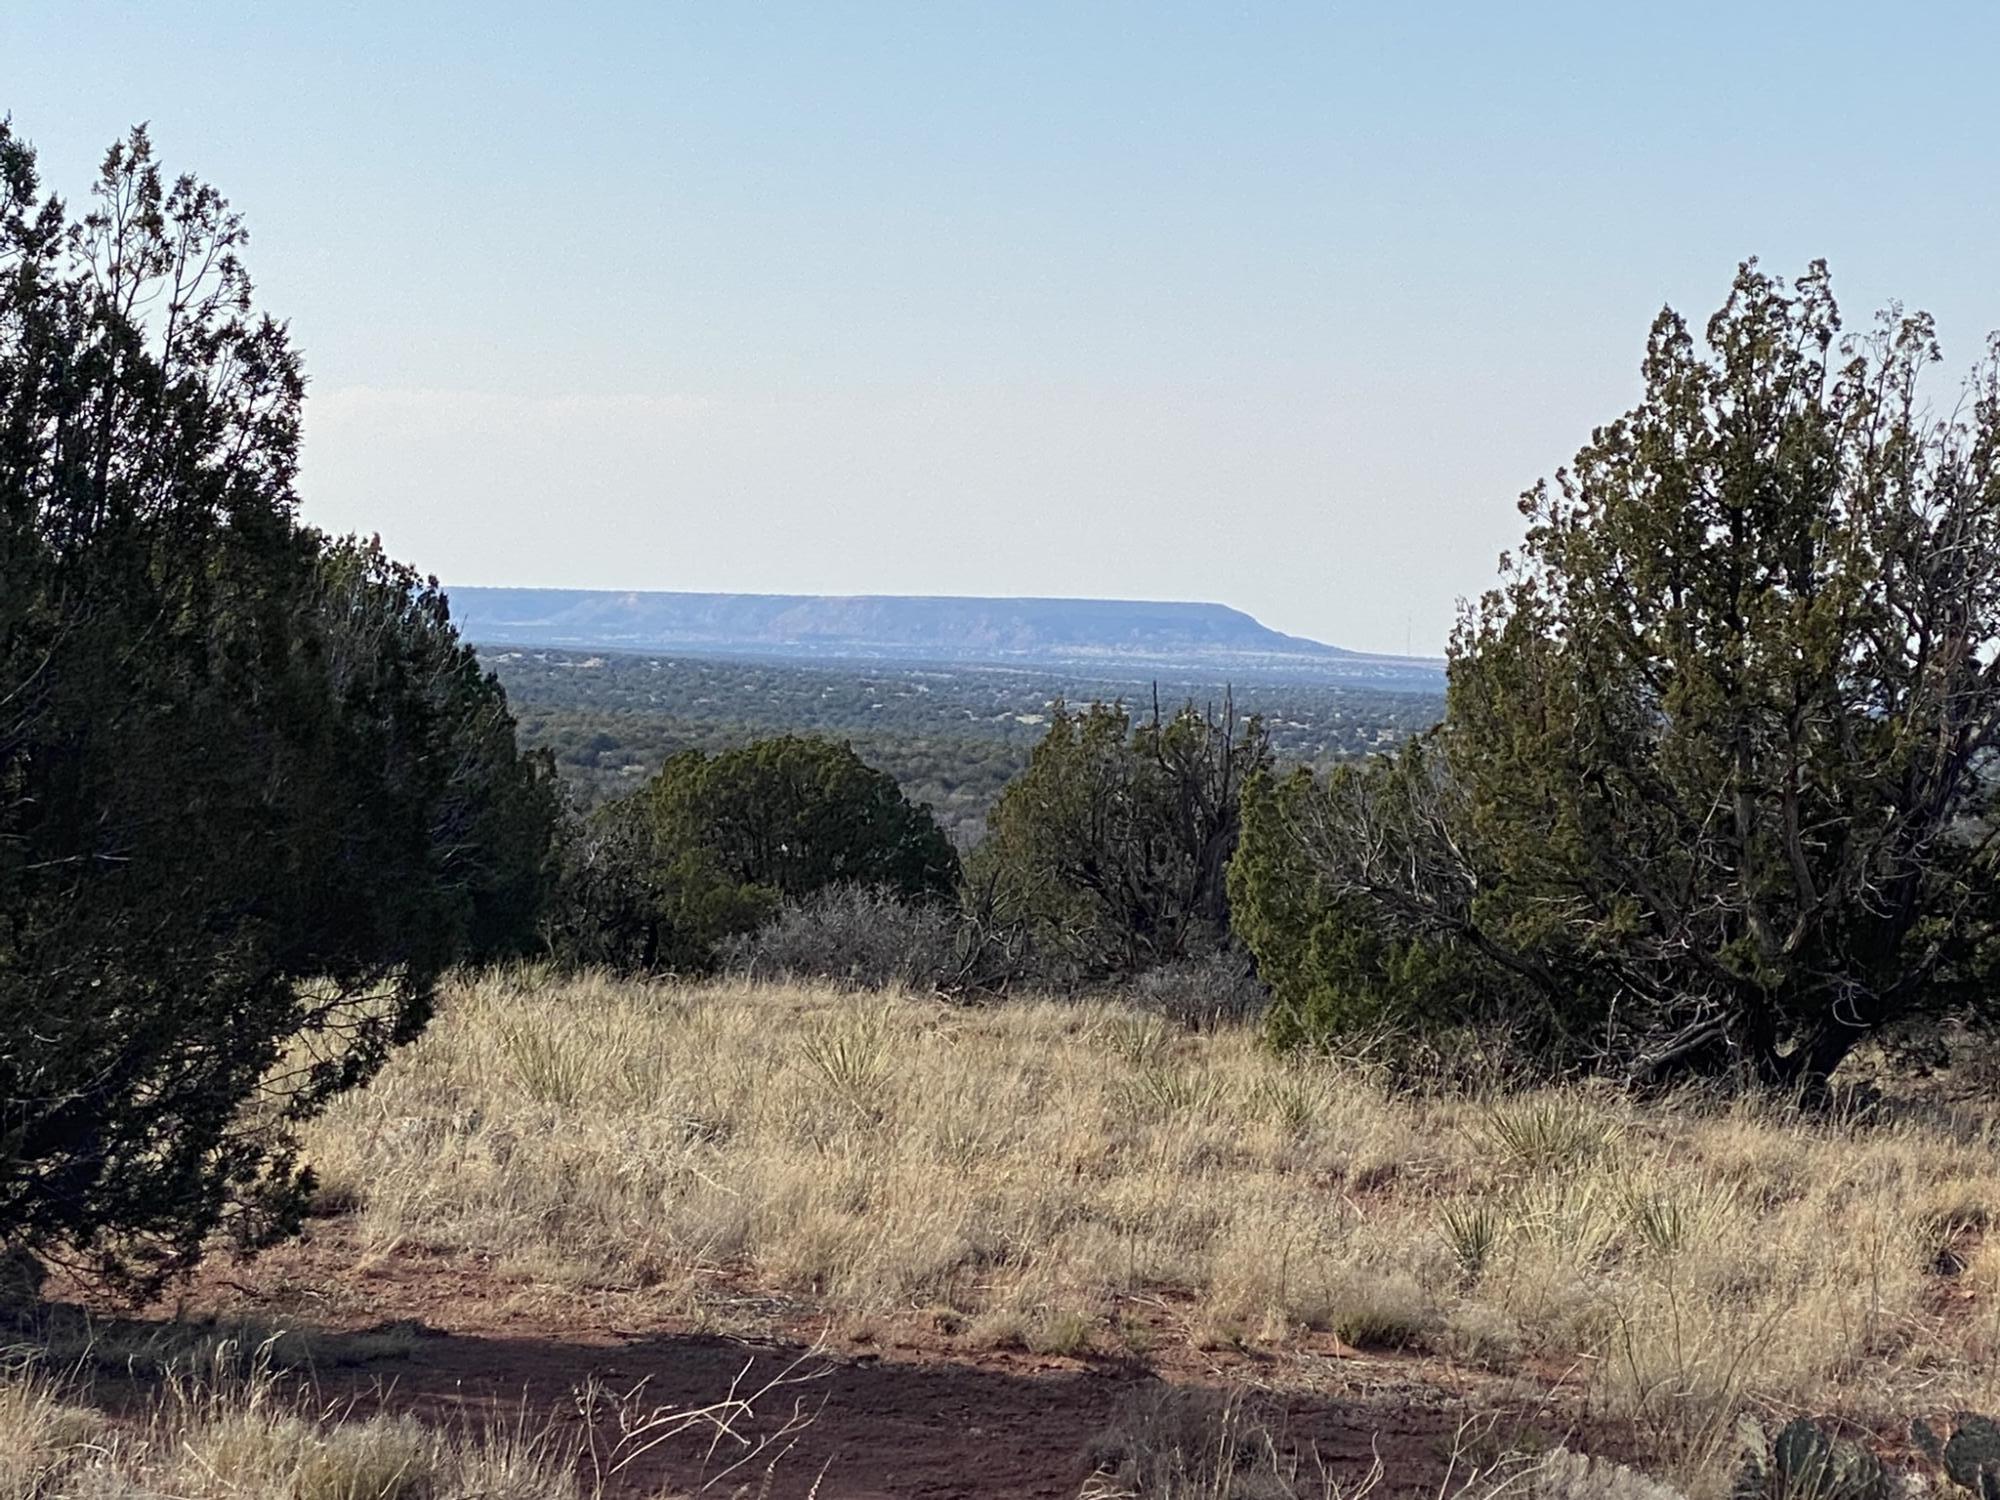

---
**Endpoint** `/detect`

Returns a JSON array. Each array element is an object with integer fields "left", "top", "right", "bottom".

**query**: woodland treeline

[{"left": 484, "top": 647, "right": 1443, "bottom": 844}]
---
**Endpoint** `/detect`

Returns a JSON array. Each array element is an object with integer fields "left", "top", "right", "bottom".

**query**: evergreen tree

[
  {"left": 547, "top": 735, "right": 957, "bottom": 972},
  {"left": 1234, "top": 263, "right": 2000, "bottom": 1088},
  {"left": 0, "top": 124, "right": 554, "bottom": 1291},
  {"left": 978, "top": 698, "right": 1270, "bottom": 975}
]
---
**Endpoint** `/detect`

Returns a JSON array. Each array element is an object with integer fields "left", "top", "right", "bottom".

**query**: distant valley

[
  {"left": 480, "top": 645, "right": 1445, "bottom": 842},
  {"left": 445, "top": 587, "right": 1444, "bottom": 690}
]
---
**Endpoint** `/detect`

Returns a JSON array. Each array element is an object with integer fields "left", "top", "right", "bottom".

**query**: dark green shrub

[
  {"left": 974, "top": 699, "right": 1271, "bottom": 978},
  {"left": 541, "top": 794, "right": 772, "bottom": 974},
  {"left": 548, "top": 735, "right": 958, "bottom": 974},
  {"left": 0, "top": 125, "right": 554, "bottom": 1293},
  {"left": 646, "top": 735, "right": 959, "bottom": 904},
  {"left": 1233, "top": 263, "right": 2000, "bottom": 1089}
]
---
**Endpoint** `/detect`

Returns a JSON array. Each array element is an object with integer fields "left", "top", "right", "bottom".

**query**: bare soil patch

[{"left": 63, "top": 1225, "right": 1567, "bottom": 1499}]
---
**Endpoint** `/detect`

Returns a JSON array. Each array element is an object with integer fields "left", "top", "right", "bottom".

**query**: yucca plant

[
  {"left": 797, "top": 1018, "right": 891, "bottom": 1112},
  {"left": 1621, "top": 1178, "right": 1737, "bottom": 1260},
  {"left": 1126, "top": 1065, "right": 1224, "bottom": 1120},
  {"left": 1250, "top": 1074, "right": 1329, "bottom": 1137},
  {"left": 1479, "top": 1095, "right": 1624, "bottom": 1177},
  {"left": 1438, "top": 1200, "right": 1504, "bottom": 1282},
  {"left": 496, "top": 1022, "right": 593, "bottom": 1108}
]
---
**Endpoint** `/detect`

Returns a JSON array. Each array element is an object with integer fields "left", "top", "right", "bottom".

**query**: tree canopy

[
  {"left": 547, "top": 734, "right": 959, "bottom": 973},
  {"left": 1234, "top": 262, "right": 2000, "bottom": 1087},
  {"left": 977, "top": 699, "right": 1271, "bottom": 976},
  {"left": 644, "top": 735, "right": 961, "bottom": 904},
  {"left": 0, "top": 124, "right": 555, "bottom": 1291}
]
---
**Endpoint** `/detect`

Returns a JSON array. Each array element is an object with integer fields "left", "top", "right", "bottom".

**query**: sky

[{"left": 4, "top": 3, "right": 1996, "bottom": 654}]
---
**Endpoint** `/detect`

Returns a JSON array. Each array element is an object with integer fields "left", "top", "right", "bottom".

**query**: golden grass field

[
  {"left": 316, "top": 972, "right": 2000, "bottom": 1474},
  {"left": 11, "top": 967, "right": 2000, "bottom": 1497}
]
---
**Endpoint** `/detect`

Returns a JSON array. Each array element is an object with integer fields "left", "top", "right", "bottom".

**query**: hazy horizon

[
  {"left": 9, "top": 2, "right": 1997, "bottom": 653},
  {"left": 443, "top": 582, "right": 1438, "bottom": 657}
]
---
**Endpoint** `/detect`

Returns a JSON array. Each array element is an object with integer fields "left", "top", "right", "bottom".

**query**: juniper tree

[
  {"left": 1234, "top": 263, "right": 2000, "bottom": 1087},
  {"left": 547, "top": 735, "right": 958, "bottom": 973},
  {"left": 979, "top": 697, "right": 1271, "bottom": 976},
  {"left": 0, "top": 124, "right": 554, "bottom": 1292}
]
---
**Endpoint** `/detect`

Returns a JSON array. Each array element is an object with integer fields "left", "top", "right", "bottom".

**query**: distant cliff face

[{"left": 444, "top": 587, "right": 1444, "bottom": 688}]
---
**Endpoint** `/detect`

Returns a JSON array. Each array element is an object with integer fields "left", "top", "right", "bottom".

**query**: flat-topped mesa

[{"left": 442, "top": 587, "right": 1445, "bottom": 687}]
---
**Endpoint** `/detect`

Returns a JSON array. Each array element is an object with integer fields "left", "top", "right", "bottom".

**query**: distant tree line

[
  {"left": 482, "top": 647, "right": 1444, "bottom": 844},
  {"left": 534, "top": 696, "right": 1273, "bottom": 995}
]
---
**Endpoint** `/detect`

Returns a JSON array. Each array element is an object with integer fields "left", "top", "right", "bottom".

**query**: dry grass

[
  {"left": 0, "top": 1332, "right": 825, "bottom": 1500},
  {"left": 0, "top": 1339, "right": 583, "bottom": 1500},
  {"left": 1080, "top": 1387, "right": 1696, "bottom": 1500},
  {"left": 298, "top": 967, "right": 2000, "bottom": 1488},
  {"left": 1080, "top": 1384, "right": 1383, "bottom": 1499}
]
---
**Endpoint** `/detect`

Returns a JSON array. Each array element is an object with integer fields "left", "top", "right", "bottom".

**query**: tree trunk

[{"left": 1767, "top": 1019, "right": 1867, "bottom": 1100}]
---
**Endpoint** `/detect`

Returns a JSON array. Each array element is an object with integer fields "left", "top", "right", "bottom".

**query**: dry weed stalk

[
  {"left": 575, "top": 1339, "right": 831, "bottom": 1496},
  {"left": 0, "top": 1329, "right": 827, "bottom": 1500}
]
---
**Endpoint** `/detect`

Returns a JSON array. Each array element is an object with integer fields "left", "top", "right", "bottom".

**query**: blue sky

[{"left": 6, "top": 2, "right": 1996, "bottom": 652}]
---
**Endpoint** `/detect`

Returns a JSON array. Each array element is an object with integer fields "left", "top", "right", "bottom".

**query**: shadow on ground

[{"left": 18, "top": 1303, "right": 1502, "bottom": 1499}]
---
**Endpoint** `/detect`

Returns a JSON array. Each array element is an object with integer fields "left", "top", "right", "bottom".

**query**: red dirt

[{"left": 56, "top": 1227, "right": 1579, "bottom": 1499}]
